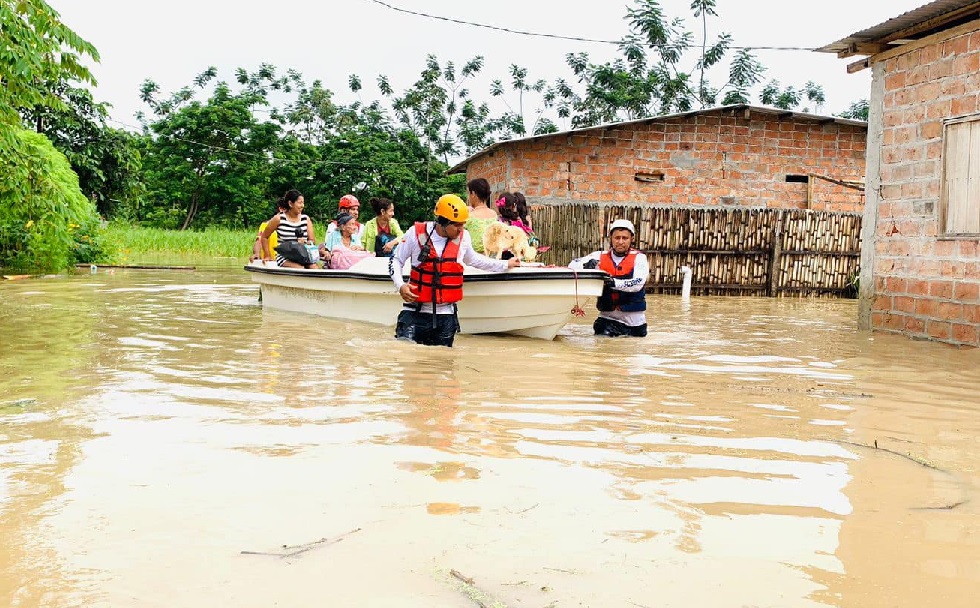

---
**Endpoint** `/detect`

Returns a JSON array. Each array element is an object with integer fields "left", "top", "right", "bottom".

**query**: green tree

[
  {"left": 277, "top": 100, "right": 463, "bottom": 225},
  {"left": 555, "top": 0, "right": 823, "bottom": 128},
  {"left": 0, "top": 0, "right": 103, "bottom": 270},
  {"left": 0, "top": 0, "right": 98, "bottom": 138},
  {"left": 760, "top": 79, "right": 826, "bottom": 112},
  {"left": 139, "top": 68, "right": 282, "bottom": 229},
  {"left": 380, "top": 55, "right": 485, "bottom": 163},
  {"left": 21, "top": 82, "right": 143, "bottom": 219},
  {"left": 489, "top": 64, "right": 555, "bottom": 138},
  {"left": 837, "top": 99, "right": 870, "bottom": 121}
]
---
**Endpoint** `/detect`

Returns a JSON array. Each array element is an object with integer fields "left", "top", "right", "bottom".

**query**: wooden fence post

[{"left": 768, "top": 214, "right": 783, "bottom": 297}]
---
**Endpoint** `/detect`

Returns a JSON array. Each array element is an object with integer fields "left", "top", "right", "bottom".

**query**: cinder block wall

[
  {"left": 869, "top": 26, "right": 980, "bottom": 347},
  {"left": 465, "top": 113, "right": 867, "bottom": 212}
]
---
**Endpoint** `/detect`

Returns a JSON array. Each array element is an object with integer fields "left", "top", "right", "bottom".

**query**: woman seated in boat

[
  {"left": 463, "top": 178, "right": 498, "bottom": 254},
  {"left": 259, "top": 189, "right": 321, "bottom": 269},
  {"left": 324, "top": 212, "right": 374, "bottom": 269},
  {"left": 360, "top": 197, "right": 404, "bottom": 257}
]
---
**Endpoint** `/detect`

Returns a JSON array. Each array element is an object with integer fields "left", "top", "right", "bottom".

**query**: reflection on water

[{"left": 1, "top": 268, "right": 978, "bottom": 607}]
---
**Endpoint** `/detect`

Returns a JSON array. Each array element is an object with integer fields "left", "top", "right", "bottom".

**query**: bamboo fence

[{"left": 533, "top": 204, "right": 862, "bottom": 298}]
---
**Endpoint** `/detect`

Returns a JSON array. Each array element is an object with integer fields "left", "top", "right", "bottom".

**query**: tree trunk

[{"left": 181, "top": 197, "right": 199, "bottom": 230}]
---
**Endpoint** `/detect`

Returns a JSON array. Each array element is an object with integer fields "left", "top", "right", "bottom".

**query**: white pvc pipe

[{"left": 680, "top": 265, "right": 692, "bottom": 300}]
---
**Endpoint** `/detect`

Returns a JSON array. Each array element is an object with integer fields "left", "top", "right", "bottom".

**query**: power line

[
  {"left": 366, "top": 0, "right": 620, "bottom": 45},
  {"left": 365, "top": 0, "right": 818, "bottom": 52}
]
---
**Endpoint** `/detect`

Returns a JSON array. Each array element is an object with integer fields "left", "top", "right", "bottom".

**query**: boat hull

[{"left": 245, "top": 258, "right": 605, "bottom": 340}]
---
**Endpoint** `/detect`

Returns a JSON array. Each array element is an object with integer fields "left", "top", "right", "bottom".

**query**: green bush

[
  {"left": 71, "top": 218, "right": 114, "bottom": 264},
  {"left": 0, "top": 128, "right": 102, "bottom": 272}
]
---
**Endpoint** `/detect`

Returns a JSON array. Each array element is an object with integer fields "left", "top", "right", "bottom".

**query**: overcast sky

[{"left": 53, "top": 0, "right": 927, "bottom": 131}]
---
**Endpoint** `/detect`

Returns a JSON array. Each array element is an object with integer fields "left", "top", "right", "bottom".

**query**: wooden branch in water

[
  {"left": 832, "top": 439, "right": 945, "bottom": 472},
  {"left": 74, "top": 264, "right": 197, "bottom": 270},
  {"left": 240, "top": 527, "right": 362, "bottom": 559},
  {"left": 450, "top": 569, "right": 504, "bottom": 608},
  {"left": 451, "top": 569, "right": 476, "bottom": 586},
  {"left": 912, "top": 500, "right": 968, "bottom": 511}
]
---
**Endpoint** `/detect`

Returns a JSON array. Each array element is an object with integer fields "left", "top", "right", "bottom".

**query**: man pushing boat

[
  {"left": 388, "top": 194, "right": 520, "bottom": 347},
  {"left": 569, "top": 219, "right": 649, "bottom": 338}
]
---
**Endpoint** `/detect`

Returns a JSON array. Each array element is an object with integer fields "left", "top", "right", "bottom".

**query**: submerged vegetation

[{"left": 105, "top": 225, "right": 255, "bottom": 260}]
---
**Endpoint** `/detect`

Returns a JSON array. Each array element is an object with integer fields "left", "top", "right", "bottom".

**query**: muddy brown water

[{"left": 1, "top": 267, "right": 978, "bottom": 607}]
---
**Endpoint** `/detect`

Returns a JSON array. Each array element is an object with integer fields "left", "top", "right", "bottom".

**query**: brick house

[
  {"left": 448, "top": 104, "right": 867, "bottom": 213},
  {"left": 819, "top": 0, "right": 980, "bottom": 347}
]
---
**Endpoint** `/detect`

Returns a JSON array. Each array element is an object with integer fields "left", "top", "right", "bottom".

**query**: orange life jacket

[
  {"left": 409, "top": 222, "right": 464, "bottom": 304},
  {"left": 597, "top": 250, "right": 646, "bottom": 312}
]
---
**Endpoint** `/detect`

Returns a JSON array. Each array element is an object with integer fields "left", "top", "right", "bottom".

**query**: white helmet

[{"left": 609, "top": 219, "right": 635, "bottom": 235}]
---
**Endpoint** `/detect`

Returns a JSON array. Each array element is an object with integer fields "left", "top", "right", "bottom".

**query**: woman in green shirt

[
  {"left": 464, "top": 178, "right": 499, "bottom": 254},
  {"left": 360, "top": 197, "right": 405, "bottom": 257}
]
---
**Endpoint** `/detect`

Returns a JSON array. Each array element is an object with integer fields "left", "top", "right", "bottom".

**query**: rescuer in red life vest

[
  {"left": 388, "top": 194, "right": 521, "bottom": 347},
  {"left": 568, "top": 219, "right": 649, "bottom": 337}
]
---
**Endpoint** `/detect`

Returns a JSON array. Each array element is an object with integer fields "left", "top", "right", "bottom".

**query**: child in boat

[{"left": 494, "top": 192, "right": 541, "bottom": 258}]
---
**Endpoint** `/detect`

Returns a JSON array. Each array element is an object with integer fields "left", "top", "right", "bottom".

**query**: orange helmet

[
  {"left": 434, "top": 194, "right": 469, "bottom": 222},
  {"left": 338, "top": 194, "right": 359, "bottom": 209}
]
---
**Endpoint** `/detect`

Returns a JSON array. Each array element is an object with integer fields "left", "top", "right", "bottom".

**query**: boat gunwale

[{"left": 243, "top": 265, "right": 608, "bottom": 283}]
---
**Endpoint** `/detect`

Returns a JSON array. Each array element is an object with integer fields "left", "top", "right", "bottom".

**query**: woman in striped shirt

[{"left": 259, "top": 190, "right": 321, "bottom": 268}]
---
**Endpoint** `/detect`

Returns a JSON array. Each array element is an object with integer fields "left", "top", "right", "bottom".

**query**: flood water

[{"left": 1, "top": 267, "right": 978, "bottom": 607}]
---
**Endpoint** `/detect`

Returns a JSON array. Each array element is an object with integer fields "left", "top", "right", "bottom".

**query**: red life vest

[
  {"left": 597, "top": 250, "right": 646, "bottom": 312},
  {"left": 409, "top": 222, "right": 464, "bottom": 304}
]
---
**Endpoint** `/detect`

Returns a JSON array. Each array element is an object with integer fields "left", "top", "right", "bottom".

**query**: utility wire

[
  {"left": 105, "top": 117, "right": 428, "bottom": 168},
  {"left": 365, "top": 0, "right": 818, "bottom": 52}
]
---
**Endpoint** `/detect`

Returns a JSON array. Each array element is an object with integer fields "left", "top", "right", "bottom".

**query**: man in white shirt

[
  {"left": 569, "top": 219, "right": 649, "bottom": 337},
  {"left": 389, "top": 194, "right": 520, "bottom": 347}
]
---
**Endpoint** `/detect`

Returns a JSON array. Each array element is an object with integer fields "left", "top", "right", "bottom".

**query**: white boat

[{"left": 244, "top": 257, "right": 606, "bottom": 340}]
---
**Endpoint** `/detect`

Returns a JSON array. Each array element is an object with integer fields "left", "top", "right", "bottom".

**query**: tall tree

[
  {"left": 0, "top": 0, "right": 103, "bottom": 271},
  {"left": 21, "top": 82, "right": 143, "bottom": 218},
  {"left": 139, "top": 68, "right": 281, "bottom": 229},
  {"left": 837, "top": 99, "right": 870, "bottom": 121},
  {"left": 555, "top": 0, "right": 830, "bottom": 128},
  {"left": 761, "top": 79, "right": 826, "bottom": 112},
  {"left": 0, "top": 0, "right": 98, "bottom": 139},
  {"left": 489, "top": 64, "right": 556, "bottom": 139},
  {"left": 380, "top": 55, "right": 485, "bottom": 163}
]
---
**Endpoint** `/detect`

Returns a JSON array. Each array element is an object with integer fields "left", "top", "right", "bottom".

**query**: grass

[{"left": 103, "top": 224, "right": 255, "bottom": 264}]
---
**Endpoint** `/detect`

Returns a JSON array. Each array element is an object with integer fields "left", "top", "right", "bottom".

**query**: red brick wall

[
  {"left": 870, "top": 26, "right": 980, "bottom": 347},
  {"left": 464, "top": 112, "right": 867, "bottom": 212}
]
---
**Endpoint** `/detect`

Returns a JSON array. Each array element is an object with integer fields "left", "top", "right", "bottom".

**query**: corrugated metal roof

[
  {"left": 447, "top": 104, "right": 866, "bottom": 175},
  {"left": 817, "top": 0, "right": 980, "bottom": 55}
]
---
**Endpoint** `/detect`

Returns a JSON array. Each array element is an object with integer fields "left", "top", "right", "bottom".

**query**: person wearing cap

[
  {"left": 389, "top": 193, "right": 521, "bottom": 347},
  {"left": 324, "top": 194, "right": 365, "bottom": 245},
  {"left": 568, "top": 219, "right": 649, "bottom": 337}
]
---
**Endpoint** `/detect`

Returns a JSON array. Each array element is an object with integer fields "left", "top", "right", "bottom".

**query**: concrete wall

[
  {"left": 865, "top": 22, "right": 980, "bottom": 347},
  {"left": 464, "top": 112, "right": 867, "bottom": 212}
]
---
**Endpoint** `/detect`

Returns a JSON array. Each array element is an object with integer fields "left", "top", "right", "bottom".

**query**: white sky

[{"left": 53, "top": 0, "right": 927, "bottom": 131}]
